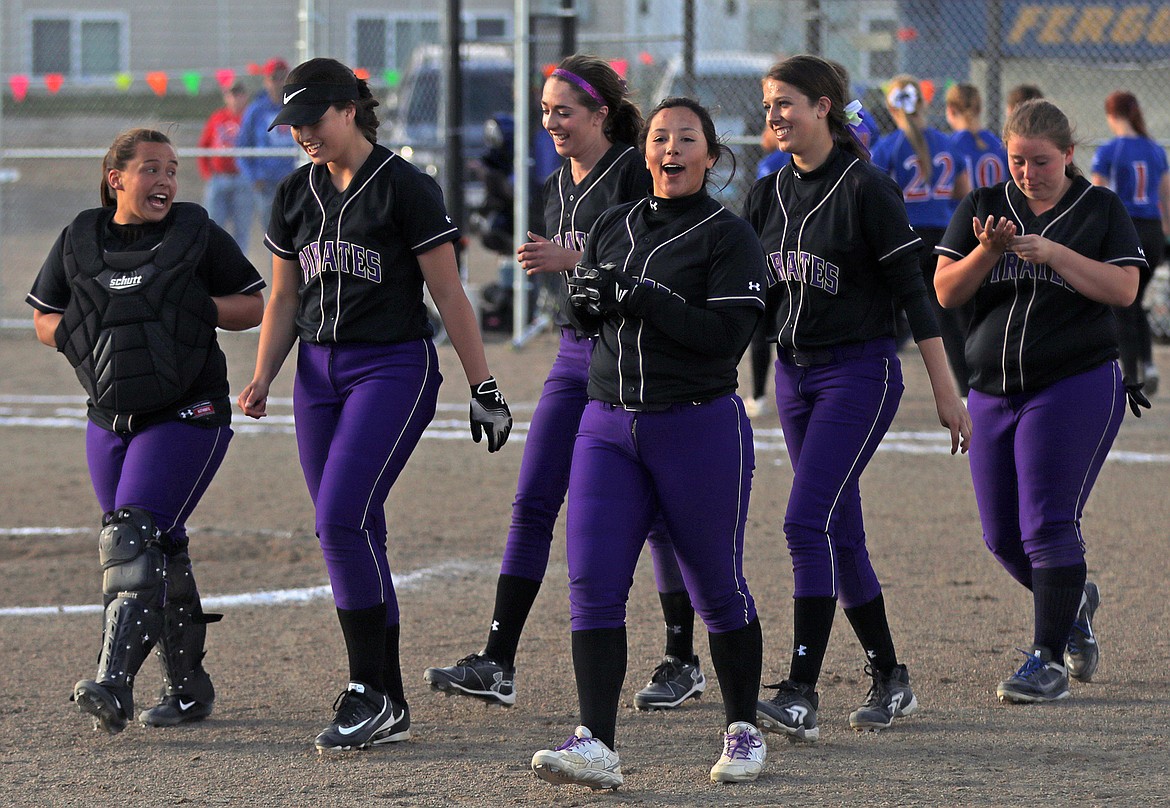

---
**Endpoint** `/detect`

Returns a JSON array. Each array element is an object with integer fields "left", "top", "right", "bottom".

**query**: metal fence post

[
  {"left": 445, "top": 0, "right": 465, "bottom": 278},
  {"left": 512, "top": 0, "right": 531, "bottom": 346}
]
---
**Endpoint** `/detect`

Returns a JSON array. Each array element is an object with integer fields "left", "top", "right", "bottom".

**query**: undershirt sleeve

[{"left": 627, "top": 288, "right": 761, "bottom": 356}]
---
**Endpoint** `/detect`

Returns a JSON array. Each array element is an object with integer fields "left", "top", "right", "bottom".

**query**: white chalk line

[
  {"left": 0, "top": 559, "right": 487, "bottom": 618},
  {"left": 3, "top": 392, "right": 1168, "bottom": 461}
]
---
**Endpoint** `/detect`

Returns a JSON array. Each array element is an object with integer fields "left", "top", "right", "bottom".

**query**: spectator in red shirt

[{"left": 199, "top": 81, "right": 254, "bottom": 250}]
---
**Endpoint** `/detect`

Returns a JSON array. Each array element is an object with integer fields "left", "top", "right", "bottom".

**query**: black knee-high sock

[
  {"left": 843, "top": 593, "right": 898, "bottom": 674},
  {"left": 482, "top": 574, "right": 541, "bottom": 669},
  {"left": 381, "top": 622, "right": 406, "bottom": 707},
  {"left": 708, "top": 617, "right": 763, "bottom": 726},
  {"left": 1033, "top": 563, "right": 1087, "bottom": 660},
  {"left": 571, "top": 628, "right": 626, "bottom": 751},
  {"left": 659, "top": 590, "right": 696, "bottom": 661},
  {"left": 788, "top": 596, "right": 837, "bottom": 687},
  {"left": 336, "top": 603, "right": 386, "bottom": 692}
]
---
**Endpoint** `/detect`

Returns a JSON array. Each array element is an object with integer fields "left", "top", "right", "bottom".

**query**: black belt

[
  {"left": 598, "top": 395, "right": 723, "bottom": 413},
  {"left": 780, "top": 346, "right": 836, "bottom": 367},
  {"left": 778, "top": 339, "right": 896, "bottom": 368}
]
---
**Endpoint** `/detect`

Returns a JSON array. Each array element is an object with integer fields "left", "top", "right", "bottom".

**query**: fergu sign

[{"left": 1003, "top": 2, "right": 1170, "bottom": 55}]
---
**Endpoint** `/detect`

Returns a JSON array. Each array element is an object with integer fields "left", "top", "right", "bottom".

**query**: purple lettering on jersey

[
  {"left": 809, "top": 254, "right": 826, "bottom": 288},
  {"left": 784, "top": 251, "right": 840, "bottom": 294},
  {"left": 989, "top": 253, "right": 1073, "bottom": 291},
  {"left": 337, "top": 242, "right": 353, "bottom": 275},
  {"left": 552, "top": 231, "right": 588, "bottom": 252},
  {"left": 782, "top": 251, "right": 801, "bottom": 282},
  {"left": 351, "top": 244, "right": 367, "bottom": 279},
  {"left": 320, "top": 240, "right": 338, "bottom": 273},
  {"left": 299, "top": 241, "right": 322, "bottom": 282},
  {"left": 297, "top": 240, "right": 383, "bottom": 284},
  {"left": 993, "top": 253, "right": 1018, "bottom": 282},
  {"left": 766, "top": 251, "right": 783, "bottom": 283},
  {"left": 823, "top": 262, "right": 839, "bottom": 295}
]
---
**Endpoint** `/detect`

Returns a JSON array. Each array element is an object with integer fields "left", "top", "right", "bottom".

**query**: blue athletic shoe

[{"left": 997, "top": 647, "right": 1070, "bottom": 704}]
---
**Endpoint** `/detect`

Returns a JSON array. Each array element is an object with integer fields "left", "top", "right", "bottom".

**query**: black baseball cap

[{"left": 268, "top": 81, "right": 360, "bottom": 130}]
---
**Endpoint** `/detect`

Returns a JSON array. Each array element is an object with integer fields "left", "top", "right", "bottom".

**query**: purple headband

[{"left": 552, "top": 68, "right": 606, "bottom": 106}]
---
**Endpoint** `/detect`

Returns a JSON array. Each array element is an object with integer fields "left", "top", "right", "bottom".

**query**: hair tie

[
  {"left": 552, "top": 68, "right": 606, "bottom": 106},
  {"left": 844, "top": 99, "right": 864, "bottom": 126},
  {"left": 887, "top": 84, "right": 919, "bottom": 115},
  {"left": 840, "top": 100, "right": 871, "bottom": 161}
]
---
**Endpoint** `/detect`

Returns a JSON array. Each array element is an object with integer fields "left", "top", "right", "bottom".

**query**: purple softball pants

[
  {"left": 86, "top": 420, "right": 232, "bottom": 541},
  {"left": 566, "top": 396, "right": 756, "bottom": 633},
  {"left": 294, "top": 339, "right": 441, "bottom": 617},
  {"left": 500, "top": 329, "right": 685, "bottom": 592},
  {"left": 774, "top": 339, "right": 903, "bottom": 609},
  {"left": 967, "top": 361, "right": 1125, "bottom": 585}
]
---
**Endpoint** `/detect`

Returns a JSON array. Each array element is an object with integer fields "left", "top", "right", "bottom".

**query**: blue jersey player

[
  {"left": 1091, "top": 90, "right": 1170, "bottom": 394},
  {"left": 872, "top": 75, "right": 971, "bottom": 394}
]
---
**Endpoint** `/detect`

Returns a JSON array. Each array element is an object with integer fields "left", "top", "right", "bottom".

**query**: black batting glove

[
  {"left": 568, "top": 262, "right": 641, "bottom": 316},
  {"left": 567, "top": 262, "right": 606, "bottom": 316},
  {"left": 470, "top": 376, "right": 512, "bottom": 451},
  {"left": 1125, "top": 379, "right": 1152, "bottom": 417}
]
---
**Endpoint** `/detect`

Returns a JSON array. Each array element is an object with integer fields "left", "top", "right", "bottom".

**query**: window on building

[
  {"left": 859, "top": 11, "right": 897, "bottom": 85},
  {"left": 352, "top": 13, "right": 508, "bottom": 73},
  {"left": 353, "top": 15, "right": 441, "bottom": 73},
  {"left": 30, "top": 14, "right": 125, "bottom": 77}
]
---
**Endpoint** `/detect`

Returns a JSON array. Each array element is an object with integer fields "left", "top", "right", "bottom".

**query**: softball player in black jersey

[
  {"left": 935, "top": 99, "right": 1145, "bottom": 703},
  {"left": 28, "top": 128, "right": 264, "bottom": 736},
  {"left": 530, "top": 97, "right": 768, "bottom": 788},
  {"left": 236, "top": 58, "right": 512, "bottom": 753},
  {"left": 424, "top": 55, "right": 703, "bottom": 712},
  {"left": 746, "top": 55, "right": 970, "bottom": 741}
]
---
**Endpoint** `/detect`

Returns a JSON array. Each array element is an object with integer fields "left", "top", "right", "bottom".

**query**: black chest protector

[{"left": 55, "top": 203, "right": 217, "bottom": 415}]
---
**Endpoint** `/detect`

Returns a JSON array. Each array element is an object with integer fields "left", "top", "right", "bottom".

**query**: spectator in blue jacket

[{"left": 236, "top": 58, "right": 297, "bottom": 236}]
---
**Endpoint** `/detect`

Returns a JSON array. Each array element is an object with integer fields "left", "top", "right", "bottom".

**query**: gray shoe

[
  {"left": 424, "top": 652, "right": 516, "bottom": 706},
  {"left": 633, "top": 655, "right": 706, "bottom": 710},
  {"left": 849, "top": 663, "right": 918, "bottom": 730},
  {"left": 997, "top": 647, "right": 1070, "bottom": 704},
  {"left": 756, "top": 679, "right": 819, "bottom": 742},
  {"left": 1065, "top": 581, "right": 1100, "bottom": 682}
]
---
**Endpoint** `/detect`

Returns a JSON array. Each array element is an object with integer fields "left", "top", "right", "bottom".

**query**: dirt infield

[{"left": 2, "top": 321, "right": 1169, "bottom": 807}]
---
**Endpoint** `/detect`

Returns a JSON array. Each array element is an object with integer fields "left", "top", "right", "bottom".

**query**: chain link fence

[{"left": 3, "top": 0, "right": 1170, "bottom": 330}]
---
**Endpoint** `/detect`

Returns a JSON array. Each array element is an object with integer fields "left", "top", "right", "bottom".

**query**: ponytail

[{"left": 888, "top": 77, "right": 932, "bottom": 182}]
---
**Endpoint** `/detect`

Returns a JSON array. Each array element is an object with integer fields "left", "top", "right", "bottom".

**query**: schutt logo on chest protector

[{"left": 55, "top": 204, "right": 217, "bottom": 415}]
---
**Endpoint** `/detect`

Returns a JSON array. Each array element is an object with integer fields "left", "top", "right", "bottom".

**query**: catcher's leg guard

[
  {"left": 140, "top": 540, "right": 220, "bottom": 727},
  {"left": 74, "top": 507, "right": 165, "bottom": 734}
]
